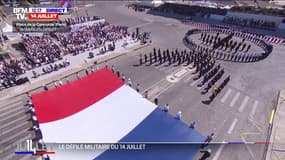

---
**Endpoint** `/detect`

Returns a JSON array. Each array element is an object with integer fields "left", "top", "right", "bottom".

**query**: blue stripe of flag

[{"left": 15, "top": 152, "right": 34, "bottom": 155}]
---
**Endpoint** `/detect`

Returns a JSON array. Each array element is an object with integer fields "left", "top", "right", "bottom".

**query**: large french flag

[
  {"left": 60, "top": 0, "right": 72, "bottom": 8},
  {"left": 32, "top": 68, "right": 204, "bottom": 160}
]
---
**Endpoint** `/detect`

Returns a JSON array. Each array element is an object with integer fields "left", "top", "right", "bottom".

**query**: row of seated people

[
  {"left": 22, "top": 33, "right": 62, "bottom": 67},
  {"left": 64, "top": 15, "right": 101, "bottom": 26},
  {"left": 32, "top": 58, "right": 70, "bottom": 78},
  {"left": 0, "top": 59, "right": 27, "bottom": 89},
  {"left": 20, "top": 19, "right": 127, "bottom": 69},
  {"left": 54, "top": 22, "right": 128, "bottom": 55},
  {"left": 223, "top": 16, "right": 277, "bottom": 30},
  {"left": 2, "top": 18, "right": 129, "bottom": 89}
]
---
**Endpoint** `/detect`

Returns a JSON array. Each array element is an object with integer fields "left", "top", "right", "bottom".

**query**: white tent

[
  {"left": 2, "top": 23, "right": 13, "bottom": 33},
  {"left": 2, "top": 23, "right": 21, "bottom": 40}
]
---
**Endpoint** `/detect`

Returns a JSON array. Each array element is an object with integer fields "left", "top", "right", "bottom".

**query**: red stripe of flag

[
  {"left": 254, "top": 142, "right": 271, "bottom": 144},
  {"left": 36, "top": 151, "right": 55, "bottom": 155},
  {"left": 60, "top": 0, "right": 67, "bottom": 7}
]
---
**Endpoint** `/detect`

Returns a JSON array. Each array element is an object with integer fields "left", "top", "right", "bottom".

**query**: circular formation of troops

[
  {"left": 138, "top": 47, "right": 230, "bottom": 104},
  {"left": 184, "top": 28, "right": 273, "bottom": 63}
]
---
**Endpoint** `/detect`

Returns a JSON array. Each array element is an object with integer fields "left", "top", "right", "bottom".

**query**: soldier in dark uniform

[
  {"left": 153, "top": 48, "right": 156, "bottom": 55},
  {"left": 163, "top": 51, "right": 166, "bottom": 62},
  {"left": 116, "top": 70, "right": 120, "bottom": 77},
  {"left": 245, "top": 44, "right": 251, "bottom": 52},
  {"left": 158, "top": 51, "right": 162, "bottom": 64},
  {"left": 144, "top": 54, "right": 148, "bottom": 63},
  {"left": 44, "top": 85, "right": 48, "bottom": 91},
  {"left": 241, "top": 43, "right": 246, "bottom": 51},
  {"left": 154, "top": 50, "right": 157, "bottom": 62},
  {"left": 206, "top": 35, "right": 210, "bottom": 45},
  {"left": 178, "top": 54, "right": 182, "bottom": 65},
  {"left": 149, "top": 52, "right": 152, "bottom": 65}
]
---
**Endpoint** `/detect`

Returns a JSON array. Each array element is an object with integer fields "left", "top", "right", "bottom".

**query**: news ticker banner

[
  {"left": 15, "top": 140, "right": 272, "bottom": 155},
  {"left": 12, "top": 21, "right": 70, "bottom": 32}
]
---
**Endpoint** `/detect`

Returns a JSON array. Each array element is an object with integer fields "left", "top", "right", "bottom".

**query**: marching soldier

[
  {"left": 153, "top": 48, "right": 156, "bottom": 55},
  {"left": 241, "top": 43, "right": 246, "bottom": 51},
  {"left": 199, "top": 149, "right": 211, "bottom": 160},
  {"left": 245, "top": 44, "right": 251, "bottom": 52},
  {"left": 158, "top": 51, "right": 162, "bottom": 64},
  {"left": 139, "top": 53, "right": 142, "bottom": 65},
  {"left": 163, "top": 51, "right": 166, "bottom": 62},
  {"left": 149, "top": 52, "right": 153, "bottom": 65},
  {"left": 154, "top": 50, "right": 157, "bottom": 62}
]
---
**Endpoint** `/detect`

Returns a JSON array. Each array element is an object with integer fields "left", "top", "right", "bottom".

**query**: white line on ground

[
  {"left": 197, "top": 85, "right": 203, "bottom": 90},
  {"left": 190, "top": 79, "right": 200, "bottom": 86},
  {"left": 238, "top": 96, "right": 250, "bottom": 112},
  {"left": 249, "top": 100, "right": 259, "bottom": 119},
  {"left": 221, "top": 88, "right": 232, "bottom": 103},
  {"left": 142, "top": 78, "right": 165, "bottom": 93},
  {"left": 165, "top": 67, "right": 180, "bottom": 74},
  {"left": 212, "top": 143, "right": 225, "bottom": 160},
  {"left": 227, "top": 118, "right": 238, "bottom": 134},
  {"left": 230, "top": 92, "right": 240, "bottom": 107},
  {"left": 183, "top": 72, "right": 195, "bottom": 83},
  {"left": 151, "top": 84, "right": 174, "bottom": 99}
]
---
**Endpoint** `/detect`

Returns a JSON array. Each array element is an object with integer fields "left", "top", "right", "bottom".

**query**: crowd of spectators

[
  {"left": 22, "top": 16, "right": 128, "bottom": 67},
  {"left": 223, "top": 16, "right": 277, "bottom": 30},
  {"left": 22, "top": 33, "right": 62, "bottom": 66},
  {"left": 0, "top": 59, "right": 26, "bottom": 89},
  {"left": 54, "top": 21, "right": 128, "bottom": 55},
  {"left": 1, "top": 16, "right": 130, "bottom": 89}
]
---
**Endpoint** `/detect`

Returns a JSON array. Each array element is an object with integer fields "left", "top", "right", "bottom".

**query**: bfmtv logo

[{"left": 13, "top": 8, "right": 28, "bottom": 20}]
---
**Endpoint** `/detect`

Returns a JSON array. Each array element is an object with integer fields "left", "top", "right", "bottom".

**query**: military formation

[
  {"left": 201, "top": 32, "right": 251, "bottom": 53},
  {"left": 185, "top": 28, "right": 273, "bottom": 63},
  {"left": 199, "top": 32, "right": 264, "bottom": 63},
  {"left": 139, "top": 46, "right": 230, "bottom": 104}
]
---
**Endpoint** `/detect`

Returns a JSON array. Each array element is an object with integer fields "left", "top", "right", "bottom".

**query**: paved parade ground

[{"left": 1, "top": 1, "right": 285, "bottom": 160}]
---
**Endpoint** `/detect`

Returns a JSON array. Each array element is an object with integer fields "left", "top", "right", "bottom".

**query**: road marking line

[
  {"left": 154, "top": 65, "right": 166, "bottom": 70},
  {"left": 269, "top": 109, "right": 275, "bottom": 125},
  {"left": 165, "top": 67, "right": 180, "bottom": 74},
  {"left": 221, "top": 88, "right": 232, "bottom": 103},
  {"left": 212, "top": 143, "right": 225, "bottom": 160},
  {"left": 230, "top": 92, "right": 240, "bottom": 107},
  {"left": 142, "top": 78, "right": 165, "bottom": 93},
  {"left": 197, "top": 86, "right": 203, "bottom": 90},
  {"left": 238, "top": 96, "right": 250, "bottom": 112},
  {"left": 249, "top": 100, "right": 259, "bottom": 119},
  {"left": 227, "top": 118, "right": 238, "bottom": 134},
  {"left": 190, "top": 79, "right": 199, "bottom": 86},
  {"left": 183, "top": 74, "right": 194, "bottom": 83}
]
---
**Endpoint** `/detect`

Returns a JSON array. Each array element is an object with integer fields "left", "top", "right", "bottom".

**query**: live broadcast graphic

[{"left": 12, "top": 7, "right": 69, "bottom": 32}]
